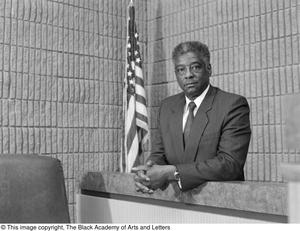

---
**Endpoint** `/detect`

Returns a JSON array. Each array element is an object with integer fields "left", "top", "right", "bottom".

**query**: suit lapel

[
  {"left": 170, "top": 93, "right": 185, "bottom": 162},
  {"left": 183, "top": 86, "right": 217, "bottom": 162}
]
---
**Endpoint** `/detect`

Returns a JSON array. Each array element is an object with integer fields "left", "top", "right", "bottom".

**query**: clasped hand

[{"left": 131, "top": 161, "right": 176, "bottom": 194}]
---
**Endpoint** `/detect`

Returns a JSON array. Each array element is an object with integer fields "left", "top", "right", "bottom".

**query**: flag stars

[
  {"left": 136, "top": 57, "right": 141, "bottom": 63},
  {"left": 135, "top": 33, "right": 139, "bottom": 38},
  {"left": 127, "top": 43, "right": 131, "bottom": 48},
  {"left": 128, "top": 71, "right": 132, "bottom": 76},
  {"left": 129, "top": 79, "right": 134, "bottom": 85}
]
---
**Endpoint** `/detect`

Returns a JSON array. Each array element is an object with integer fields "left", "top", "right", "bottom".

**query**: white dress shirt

[{"left": 182, "top": 84, "right": 210, "bottom": 131}]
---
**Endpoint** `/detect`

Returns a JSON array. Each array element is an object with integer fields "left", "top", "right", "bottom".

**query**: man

[{"left": 133, "top": 41, "right": 251, "bottom": 193}]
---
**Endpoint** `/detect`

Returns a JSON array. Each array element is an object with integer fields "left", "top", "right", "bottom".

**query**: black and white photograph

[{"left": 0, "top": 0, "right": 300, "bottom": 227}]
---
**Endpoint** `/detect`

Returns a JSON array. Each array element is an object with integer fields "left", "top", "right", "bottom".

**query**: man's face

[{"left": 174, "top": 52, "right": 211, "bottom": 100}]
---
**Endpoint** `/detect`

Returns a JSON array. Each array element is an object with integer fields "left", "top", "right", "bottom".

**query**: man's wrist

[
  {"left": 146, "top": 159, "right": 155, "bottom": 167},
  {"left": 167, "top": 165, "right": 182, "bottom": 190},
  {"left": 166, "top": 165, "right": 177, "bottom": 182}
]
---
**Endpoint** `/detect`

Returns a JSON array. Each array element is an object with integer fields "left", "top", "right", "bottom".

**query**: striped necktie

[{"left": 183, "top": 101, "right": 196, "bottom": 149}]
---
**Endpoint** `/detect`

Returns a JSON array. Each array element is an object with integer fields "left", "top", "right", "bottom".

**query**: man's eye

[
  {"left": 191, "top": 64, "right": 203, "bottom": 72},
  {"left": 176, "top": 67, "right": 186, "bottom": 74}
]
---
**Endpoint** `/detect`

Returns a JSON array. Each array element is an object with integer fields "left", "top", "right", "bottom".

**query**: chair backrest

[{"left": 0, "top": 155, "right": 70, "bottom": 223}]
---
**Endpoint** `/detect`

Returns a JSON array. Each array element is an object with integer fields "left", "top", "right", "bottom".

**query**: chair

[{"left": 0, "top": 154, "right": 70, "bottom": 223}]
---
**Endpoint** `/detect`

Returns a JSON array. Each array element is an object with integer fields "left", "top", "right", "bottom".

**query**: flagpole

[{"left": 121, "top": 3, "right": 128, "bottom": 172}]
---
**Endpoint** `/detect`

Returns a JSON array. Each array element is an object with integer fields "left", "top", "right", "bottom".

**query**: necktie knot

[{"left": 188, "top": 101, "right": 196, "bottom": 113}]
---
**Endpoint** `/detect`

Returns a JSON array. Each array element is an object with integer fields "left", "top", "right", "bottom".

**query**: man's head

[{"left": 172, "top": 41, "right": 211, "bottom": 100}]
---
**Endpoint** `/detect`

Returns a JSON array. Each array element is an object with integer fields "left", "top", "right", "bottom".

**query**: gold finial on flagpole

[{"left": 130, "top": 0, "right": 133, "bottom": 5}]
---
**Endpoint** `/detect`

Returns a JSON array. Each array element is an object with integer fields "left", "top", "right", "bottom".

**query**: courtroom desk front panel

[{"left": 77, "top": 172, "right": 287, "bottom": 223}]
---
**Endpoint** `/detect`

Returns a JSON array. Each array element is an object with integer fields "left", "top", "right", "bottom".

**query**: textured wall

[
  {"left": 285, "top": 93, "right": 300, "bottom": 150},
  {"left": 0, "top": 0, "right": 147, "bottom": 221},
  {"left": 146, "top": 0, "right": 300, "bottom": 183}
]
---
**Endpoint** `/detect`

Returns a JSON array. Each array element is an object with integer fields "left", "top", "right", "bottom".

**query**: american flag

[{"left": 121, "top": 1, "right": 149, "bottom": 172}]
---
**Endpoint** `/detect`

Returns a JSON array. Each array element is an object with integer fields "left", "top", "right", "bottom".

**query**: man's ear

[{"left": 207, "top": 64, "right": 212, "bottom": 75}]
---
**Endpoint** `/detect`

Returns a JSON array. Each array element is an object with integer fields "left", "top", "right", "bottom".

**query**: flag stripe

[
  {"left": 136, "top": 94, "right": 147, "bottom": 107},
  {"left": 125, "top": 101, "right": 136, "bottom": 148},
  {"left": 124, "top": 97, "right": 135, "bottom": 134},
  {"left": 126, "top": 121, "right": 137, "bottom": 152},
  {"left": 135, "top": 76, "right": 145, "bottom": 87},
  {"left": 135, "top": 66, "right": 143, "bottom": 77},
  {"left": 136, "top": 112, "right": 148, "bottom": 124},
  {"left": 136, "top": 102, "right": 148, "bottom": 117},
  {"left": 126, "top": 133, "right": 139, "bottom": 172},
  {"left": 136, "top": 119, "right": 149, "bottom": 135},
  {"left": 135, "top": 84, "right": 146, "bottom": 97}
]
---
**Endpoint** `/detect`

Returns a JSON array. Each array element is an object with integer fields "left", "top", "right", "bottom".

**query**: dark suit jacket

[{"left": 148, "top": 85, "right": 251, "bottom": 191}]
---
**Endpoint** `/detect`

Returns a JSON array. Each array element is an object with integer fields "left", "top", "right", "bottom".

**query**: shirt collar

[{"left": 185, "top": 84, "right": 210, "bottom": 110}]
